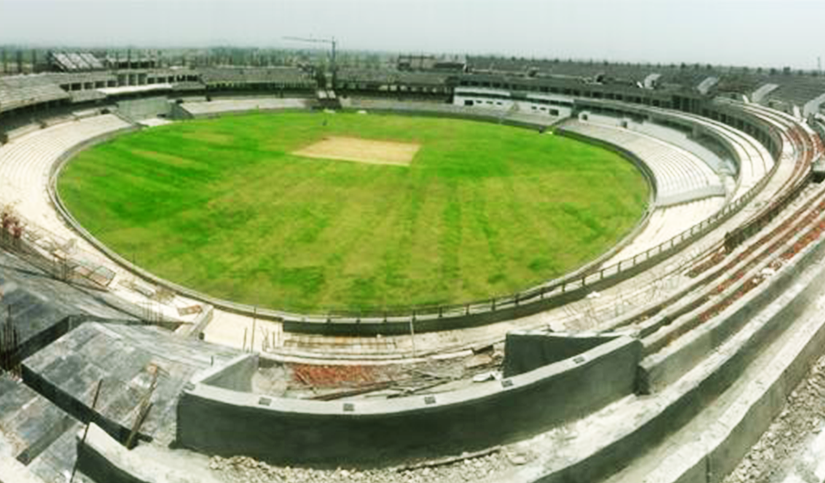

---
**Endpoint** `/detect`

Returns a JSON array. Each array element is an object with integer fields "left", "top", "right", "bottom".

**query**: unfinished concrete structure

[{"left": 1, "top": 50, "right": 825, "bottom": 483}]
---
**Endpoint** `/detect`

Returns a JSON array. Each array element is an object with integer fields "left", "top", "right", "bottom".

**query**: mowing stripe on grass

[{"left": 59, "top": 112, "right": 648, "bottom": 312}]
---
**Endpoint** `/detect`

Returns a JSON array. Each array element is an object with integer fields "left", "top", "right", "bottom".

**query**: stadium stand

[
  {"left": 336, "top": 68, "right": 451, "bottom": 93},
  {"left": 715, "top": 74, "right": 766, "bottom": 98},
  {"left": 0, "top": 75, "right": 69, "bottom": 113},
  {"left": 199, "top": 67, "right": 314, "bottom": 91},
  {"left": 561, "top": 120, "right": 726, "bottom": 206},
  {"left": 641, "top": 104, "right": 776, "bottom": 200},
  {"left": 3, "top": 51, "right": 825, "bottom": 483},
  {"left": 631, "top": 120, "right": 732, "bottom": 173},
  {"left": 660, "top": 71, "right": 717, "bottom": 91},
  {"left": 342, "top": 97, "right": 561, "bottom": 127},
  {"left": 763, "top": 76, "right": 825, "bottom": 108},
  {"left": 397, "top": 54, "right": 467, "bottom": 71},
  {"left": 467, "top": 56, "right": 659, "bottom": 82},
  {"left": 180, "top": 97, "right": 310, "bottom": 117},
  {"left": 103, "top": 55, "right": 158, "bottom": 71},
  {"left": 465, "top": 56, "right": 825, "bottom": 113},
  {"left": 605, "top": 197, "right": 727, "bottom": 264},
  {"left": 65, "top": 89, "right": 108, "bottom": 104},
  {"left": 751, "top": 83, "right": 779, "bottom": 103},
  {"left": 696, "top": 76, "right": 719, "bottom": 95},
  {"left": 45, "top": 72, "right": 117, "bottom": 92},
  {"left": 0, "top": 115, "right": 133, "bottom": 233},
  {"left": 815, "top": 114, "right": 825, "bottom": 139}
]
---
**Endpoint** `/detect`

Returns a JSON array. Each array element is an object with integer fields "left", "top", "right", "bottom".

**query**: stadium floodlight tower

[{"left": 283, "top": 36, "right": 337, "bottom": 88}]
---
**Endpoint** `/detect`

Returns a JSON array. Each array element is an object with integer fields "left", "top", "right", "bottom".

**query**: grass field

[{"left": 59, "top": 111, "right": 649, "bottom": 312}]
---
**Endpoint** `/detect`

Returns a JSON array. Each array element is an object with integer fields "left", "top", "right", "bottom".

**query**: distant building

[{"left": 397, "top": 54, "right": 466, "bottom": 72}]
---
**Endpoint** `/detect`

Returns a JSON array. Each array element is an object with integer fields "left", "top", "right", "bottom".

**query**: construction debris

[
  {"left": 270, "top": 354, "right": 503, "bottom": 400},
  {"left": 394, "top": 446, "right": 501, "bottom": 472},
  {"left": 210, "top": 447, "right": 512, "bottom": 483}
]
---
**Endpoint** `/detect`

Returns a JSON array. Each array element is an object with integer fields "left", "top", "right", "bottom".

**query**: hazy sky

[{"left": 0, "top": 0, "right": 823, "bottom": 69}]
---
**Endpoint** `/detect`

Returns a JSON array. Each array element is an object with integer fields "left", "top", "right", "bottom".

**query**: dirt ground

[{"left": 293, "top": 136, "right": 420, "bottom": 166}]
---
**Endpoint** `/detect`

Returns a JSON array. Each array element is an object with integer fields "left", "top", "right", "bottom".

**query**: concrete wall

[
  {"left": 452, "top": 88, "right": 575, "bottom": 118},
  {"left": 701, "top": 277, "right": 825, "bottom": 483},
  {"left": 503, "top": 331, "right": 619, "bottom": 377},
  {"left": 15, "top": 315, "right": 80, "bottom": 362},
  {"left": 169, "top": 101, "right": 194, "bottom": 120},
  {"left": 177, "top": 336, "right": 641, "bottom": 465},
  {"left": 192, "top": 353, "right": 257, "bottom": 392},
  {"left": 78, "top": 424, "right": 222, "bottom": 483},
  {"left": 116, "top": 96, "right": 170, "bottom": 121}
]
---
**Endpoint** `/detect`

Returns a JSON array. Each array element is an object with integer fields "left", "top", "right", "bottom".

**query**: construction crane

[{"left": 283, "top": 36, "right": 337, "bottom": 87}]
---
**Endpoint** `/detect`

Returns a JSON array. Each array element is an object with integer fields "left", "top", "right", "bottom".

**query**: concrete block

[{"left": 503, "top": 331, "right": 620, "bottom": 377}]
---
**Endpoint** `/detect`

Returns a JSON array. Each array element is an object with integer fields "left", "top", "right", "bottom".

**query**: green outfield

[{"left": 58, "top": 111, "right": 649, "bottom": 312}]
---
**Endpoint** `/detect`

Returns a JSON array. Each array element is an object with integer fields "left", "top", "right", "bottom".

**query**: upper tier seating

[
  {"left": 465, "top": 57, "right": 825, "bottom": 109},
  {"left": 199, "top": 67, "right": 314, "bottom": 87},
  {"left": 467, "top": 56, "right": 659, "bottom": 82},
  {"left": 764, "top": 77, "right": 825, "bottom": 107},
  {"left": 0, "top": 75, "right": 70, "bottom": 113},
  {"left": 336, "top": 68, "right": 450, "bottom": 87}
]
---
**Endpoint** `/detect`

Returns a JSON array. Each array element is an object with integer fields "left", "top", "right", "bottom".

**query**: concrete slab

[{"left": 23, "top": 322, "right": 243, "bottom": 446}]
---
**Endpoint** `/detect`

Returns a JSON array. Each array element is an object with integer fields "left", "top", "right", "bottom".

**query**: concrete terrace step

[
  {"left": 478, "top": 232, "right": 825, "bottom": 483},
  {"left": 605, "top": 252, "right": 825, "bottom": 483},
  {"left": 562, "top": 120, "right": 725, "bottom": 205},
  {"left": 604, "top": 197, "right": 726, "bottom": 265}
]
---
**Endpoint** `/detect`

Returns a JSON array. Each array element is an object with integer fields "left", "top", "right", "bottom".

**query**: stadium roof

[{"left": 50, "top": 52, "right": 105, "bottom": 72}]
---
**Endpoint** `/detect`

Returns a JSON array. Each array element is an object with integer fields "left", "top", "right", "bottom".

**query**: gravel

[
  {"left": 209, "top": 446, "right": 529, "bottom": 483},
  {"left": 723, "top": 355, "right": 825, "bottom": 483}
]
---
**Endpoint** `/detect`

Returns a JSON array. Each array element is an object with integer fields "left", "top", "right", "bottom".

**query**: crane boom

[{"left": 284, "top": 36, "right": 334, "bottom": 46}]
